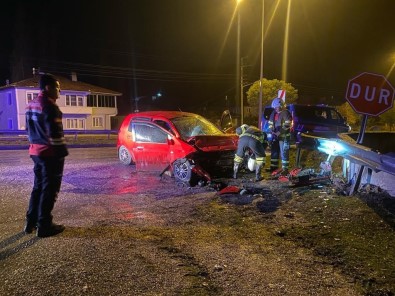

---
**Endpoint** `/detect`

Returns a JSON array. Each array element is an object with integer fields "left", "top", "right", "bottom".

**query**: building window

[
  {"left": 26, "top": 93, "right": 38, "bottom": 104},
  {"left": 93, "top": 117, "right": 104, "bottom": 128},
  {"left": 7, "top": 119, "right": 13, "bottom": 129},
  {"left": 87, "top": 94, "right": 116, "bottom": 108},
  {"left": 7, "top": 93, "right": 12, "bottom": 105},
  {"left": 66, "top": 118, "right": 85, "bottom": 129},
  {"left": 66, "top": 95, "right": 84, "bottom": 106}
]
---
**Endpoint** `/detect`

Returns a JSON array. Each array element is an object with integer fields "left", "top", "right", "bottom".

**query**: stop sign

[{"left": 345, "top": 72, "right": 395, "bottom": 116}]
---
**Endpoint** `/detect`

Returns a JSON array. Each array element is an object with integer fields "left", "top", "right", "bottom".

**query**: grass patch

[{"left": 280, "top": 192, "right": 395, "bottom": 294}]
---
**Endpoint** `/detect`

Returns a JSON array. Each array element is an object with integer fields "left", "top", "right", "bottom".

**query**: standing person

[
  {"left": 24, "top": 74, "right": 68, "bottom": 237},
  {"left": 233, "top": 124, "right": 268, "bottom": 181},
  {"left": 268, "top": 98, "right": 292, "bottom": 173}
]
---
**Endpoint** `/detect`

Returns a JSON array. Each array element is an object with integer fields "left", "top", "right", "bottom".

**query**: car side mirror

[
  {"left": 167, "top": 134, "right": 174, "bottom": 145},
  {"left": 220, "top": 109, "right": 233, "bottom": 132}
]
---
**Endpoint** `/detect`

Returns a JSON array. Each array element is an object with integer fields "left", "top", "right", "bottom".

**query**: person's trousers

[
  {"left": 270, "top": 139, "right": 290, "bottom": 170},
  {"left": 26, "top": 156, "right": 65, "bottom": 228}
]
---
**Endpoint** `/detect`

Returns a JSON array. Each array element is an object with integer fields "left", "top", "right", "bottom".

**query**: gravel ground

[{"left": 1, "top": 146, "right": 394, "bottom": 295}]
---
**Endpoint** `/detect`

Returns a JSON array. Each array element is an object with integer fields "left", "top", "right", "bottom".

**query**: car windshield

[{"left": 171, "top": 115, "right": 223, "bottom": 140}]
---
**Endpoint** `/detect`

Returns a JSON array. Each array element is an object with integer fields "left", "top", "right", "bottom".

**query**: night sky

[{"left": 1, "top": 0, "right": 395, "bottom": 115}]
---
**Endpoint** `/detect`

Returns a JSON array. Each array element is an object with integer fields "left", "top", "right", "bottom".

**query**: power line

[{"left": 16, "top": 56, "right": 235, "bottom": 83}]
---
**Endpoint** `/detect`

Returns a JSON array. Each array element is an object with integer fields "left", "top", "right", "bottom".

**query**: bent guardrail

[{"left": 297, "top": 132, "right": 395, "bottom": 196}]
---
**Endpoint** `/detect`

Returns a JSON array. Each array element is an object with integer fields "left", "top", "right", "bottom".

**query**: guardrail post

[
  {"left": 295, "top": 147, "right": 302, "bottom": 168},
  {"left": 349, "top": 165, "right": 364, "bottom": 196}
]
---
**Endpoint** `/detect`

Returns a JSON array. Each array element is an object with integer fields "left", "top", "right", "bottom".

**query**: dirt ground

[{"left": 1, "top": 146, "right": 395, "bottom": 295}]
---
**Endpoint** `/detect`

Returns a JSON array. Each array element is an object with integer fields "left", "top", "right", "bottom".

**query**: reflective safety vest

[
  {"left": 240, "top": 126, "right": 268, "bottom": 147},
  {"left": 268, "top": 109, "right": 292, "bottom": 140}
]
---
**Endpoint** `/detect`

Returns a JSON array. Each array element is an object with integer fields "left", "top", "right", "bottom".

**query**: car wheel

[
  {"left": 173, "top": 158, "right": 195, "bottom": 185},
  {"left": 118, "top": 145, "right": 133, "bottom": 165}
]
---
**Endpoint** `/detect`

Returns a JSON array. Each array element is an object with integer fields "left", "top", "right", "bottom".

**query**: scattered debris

[
  {"left": 274, "top": 229, "right": 286, "bottom": 237},
  {"left": 284, "top": 212, "right": 295, "bottom": 218},
  {"left": 217, "top": 186, "right": 241, "bottom": 195},
  {"left": 213, "top": 264, "right": 224, "bottom": 272},
  {"left": 359, "top": 184, "right": 383, "bottom": 194}
]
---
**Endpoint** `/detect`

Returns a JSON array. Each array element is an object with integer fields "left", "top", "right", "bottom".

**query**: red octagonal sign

[{"left": 345, "top": 72, "right": 395, "bottom": 116}]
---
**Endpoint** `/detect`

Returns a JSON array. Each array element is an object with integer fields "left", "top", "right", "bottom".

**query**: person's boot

[
  {"left": 255, "top": 164, "right": 263, "bottom": 181},
  {"left": 24, "top": 220, "right": 37, "bottom": 234},
  {"left": 233, "top": 163, "right": 241, "bottom": 179},
  {"left": 37, "top": 223, "right": 65, "bottom": 238}
]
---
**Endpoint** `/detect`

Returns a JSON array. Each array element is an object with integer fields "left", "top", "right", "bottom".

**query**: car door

[
  {"left": 219, "top": 109, "right": 235, "bottom": 133},
  {"left": 131, "top": 121, "right": 173, "bottom": 172}
]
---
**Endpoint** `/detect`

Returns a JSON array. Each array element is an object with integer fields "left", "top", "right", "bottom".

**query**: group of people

[
  {"left": 233, "top": 97, "right": 292, "bottom": 182},
  {"left": 23, "top": 73, "right": 291, "bottom": 237}
]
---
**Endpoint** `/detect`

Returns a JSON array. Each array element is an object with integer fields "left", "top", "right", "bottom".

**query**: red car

[{"left": 117, "top": 111, "right": 238, "bottom": 185}]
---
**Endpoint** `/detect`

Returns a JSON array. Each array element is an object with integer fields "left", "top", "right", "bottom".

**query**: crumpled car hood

[{"left": 186, "top": 135, "right": 238, "bottom": 152}]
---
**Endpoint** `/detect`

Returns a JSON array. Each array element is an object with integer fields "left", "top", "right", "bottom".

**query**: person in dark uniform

[
  {"left": 233, "top": 124, "right": 268, "bottom": 181},
  {"left": 24, "top": 74, "right": 68, "bottom": 237},
  {"left": 268, "top": 98, "right": 292, "bottom": 173}
]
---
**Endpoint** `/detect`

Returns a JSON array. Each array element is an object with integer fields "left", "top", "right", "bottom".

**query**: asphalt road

[
  {"left": 2, "top": 147, "right": 394, "bottom": 295},
  {"left": 0, "top": 147, "right": 214, "bottom": 295},
  {"left": 0, "top": 147, "right": 116, "bottom": 165}
]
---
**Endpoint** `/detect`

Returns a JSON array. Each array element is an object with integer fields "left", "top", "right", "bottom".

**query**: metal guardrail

[
  {"left": 297, "top": 132, "right": 395, "bottom": 176},
  {"left": 296, "top": 132, "right": 395, "bottom": 195},
  {"left": 0, "top": 130, "right": 118, "bottom": 140}
]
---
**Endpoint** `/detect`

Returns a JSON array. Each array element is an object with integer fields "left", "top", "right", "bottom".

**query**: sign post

[
  {"left": 345, "top": 72, "right": 394, "bottom": 144},
  {"left": 278, "top": 89, "right": 286, "bottom": 103}
]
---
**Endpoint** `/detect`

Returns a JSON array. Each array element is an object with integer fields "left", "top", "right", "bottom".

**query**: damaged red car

[{"left": 117, "top": 111, "right": 238, "bottom": 185}]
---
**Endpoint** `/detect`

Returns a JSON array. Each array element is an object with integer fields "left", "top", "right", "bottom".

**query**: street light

[
  {"left": 236, "top": 0, "right": 242, "bottom": 124},
  {"left": 258, "top": 0, "right": 265, "bottom": 129}
]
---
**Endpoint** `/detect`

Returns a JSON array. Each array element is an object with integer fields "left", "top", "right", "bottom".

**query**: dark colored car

[
  {"left": 261, "top": 104, "right": 351, "bottom": 143},
  {"left": 117, "top": 111, "right": 238, "bottom": 185}
]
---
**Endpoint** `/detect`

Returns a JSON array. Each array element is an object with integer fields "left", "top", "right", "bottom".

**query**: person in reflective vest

[
  {"left": 233, "top": 124, "right": 268, "bottom": 181},
  {"left": 25, "top": 74, "right": 68, "bottom": 237},
  {"left": 268, "top": 98, "right": 292, "bottom": 172}
]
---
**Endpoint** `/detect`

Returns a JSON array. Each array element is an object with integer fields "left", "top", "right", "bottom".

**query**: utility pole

[
  {"left": 235, "top": 6, "right": 241, "bottom": 124},
  {"left": 258, "top": 0, "right": 265, "bottom": 129},
  {"left": 240, "top": 56, "right": 248, "bottom": 125}
]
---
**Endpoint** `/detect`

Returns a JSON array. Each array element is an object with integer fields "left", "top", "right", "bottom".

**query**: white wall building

[{"left": 0, "top": 74, "right": 121, "bottom": 130}]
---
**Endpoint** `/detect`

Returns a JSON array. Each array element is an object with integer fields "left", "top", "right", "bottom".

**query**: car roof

[
  {"left": 264, "top": 104, "right": 337, "bottom": 111},
  {"left": 291, "top": 104, "right": 334, "bottom": 108},
  {"left": 128, "top": 111, "right": 198, "bottom": 120}
]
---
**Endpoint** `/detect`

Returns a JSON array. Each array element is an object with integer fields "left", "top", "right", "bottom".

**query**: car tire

[
  {"left": 173, "top": 158, "right": 196, "bottom": 185},
  {"left": 118, "top": 145, "right": 134, "bottom": 165}
]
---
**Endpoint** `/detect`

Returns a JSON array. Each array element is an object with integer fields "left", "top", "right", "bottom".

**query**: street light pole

[
  {"left": 134, "top": 97, "right": 139, "bottom": 112},
  {"left": 258, "top": 0, "right": 265, "bottom": 129},
  {"left": 236, "top": 1, "right": 241, "bottom": 125},
  {"left": 134, "top": 96, "right": 147, "bottom": 112},
  {"left": 240, "top": 56, "right": 247, "bottom": 125}
]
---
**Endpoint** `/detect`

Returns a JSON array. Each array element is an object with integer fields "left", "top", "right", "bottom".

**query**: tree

[
  {"left": 337, "top": 102, "right": 395, "bottom": 131},
  {"left": 246, "top": 78, "right": 298, "bottom": 108},
  {"left": 337, "top": 102, "right": 359, "bottom": 128},
  {"left": 379, "top": 107, "right": 395, "bottom": 131}
]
